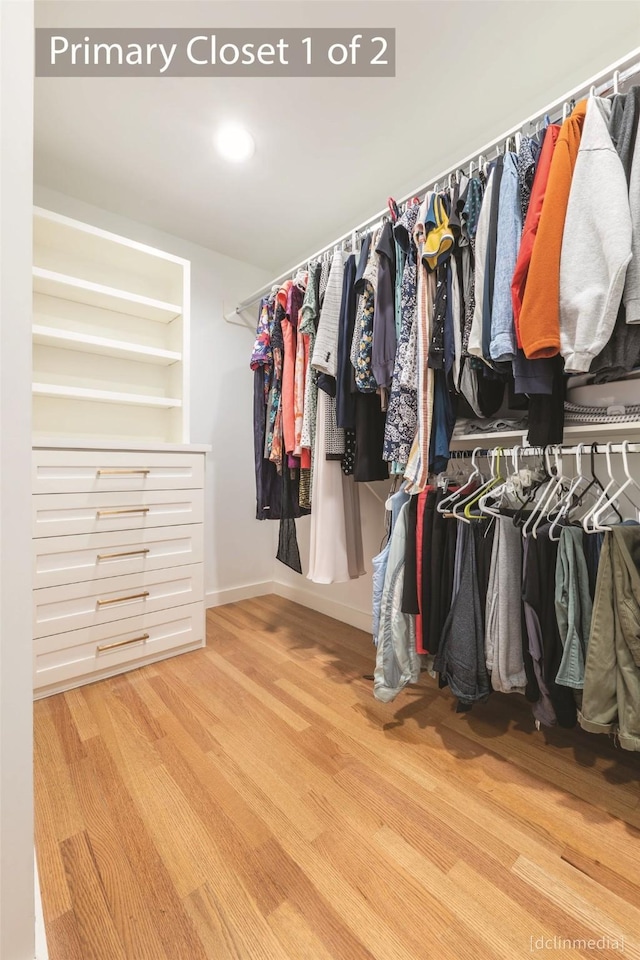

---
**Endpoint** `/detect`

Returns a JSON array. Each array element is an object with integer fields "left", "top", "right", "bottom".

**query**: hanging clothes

[
  {"left": 485, "top": 517, "right": 527, "bottom": 694},
  {"left": 308, "top": 253, "right": 364, "bottom": 585},
  {"left": 300, "top": 262, "right": 321, "bottom": 505},
  {"left": 489, "top": 152, "right": 521, "bottom": 363},
  {"left": 383, "top": 203, "right": 420, "bottom": 469},
  {"left": 372, "top": 488, "right": 411, "bottom": 645},
  {"left": 433, "top": 523, "right": 490, "bottom": 711},
  {"left": 579, "top": 526, "right": 640, "bottom": 752},
  {"left": 554, "top": 527, "right": 592, "bottom": 689},
  {"left": 351, "top": 230, "right": 381, "bottom": 393},
  {"left": 371, "top": 221, "right": 397, "bottom": 390},
  {"left": 512, "top": 125, "right": 561, "bottom": 339},
  {"left": 467, "top": 167, "right": 497, "bottom": 359},
  {"left": 517, "top": 133, "right": 543, "bottom": 222},
  {"left": 519, "top": 100, "right": 588, "bottom": 360},
  {"left": 312, "top": 250, "right": 344, "bottom": 378},
  {"left": 279, "top": 280, "right": 296, "bottom": 460},
  {"left": 522, "top": 526, "right": 577, "bottom": 728},
  {"left": 313, "top": 251, "right": 346, "bottom": 463},
  {"left": 373, "top": 498, "right": 419, "bottom": 703},
  {"left": 591, "top": 86, "right": 640, "bottom": 381},
  {"left": 559, "top": 96, "right": 632, "bottom": 373},
  {"left": 336, "top": 253, "right": 358, "bottom": 431},
  {"left": 404, "top": 195, "right": 436, "bottom": 493},
  {"left": 293, "top": 274, "right": 311, "bottom": 469},
  {"left": 251, "top": 296, "right": 278, "bottom": 520},
  {"left": 251, "top": 296, "right": 309, "bottom": 522}
]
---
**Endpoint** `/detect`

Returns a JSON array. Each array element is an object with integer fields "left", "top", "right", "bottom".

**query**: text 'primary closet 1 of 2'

[{"left": 238, "top": 46, "right": 640, "bottom": 755}]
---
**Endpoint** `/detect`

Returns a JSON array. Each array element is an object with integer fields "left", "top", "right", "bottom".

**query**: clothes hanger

[
  {"left": 591, "top": 441, "right": 640, "bottom": 530},
  {"left": 512, "top": 447, "right": 551, "bottom": 529},
  {"left": 463, "top": 447, "right": 506, "bottom": 522},
  {"left": 478, "top": 445, "right": 532, "bottom": 518},
  {"left": 452, "top": 448, "right": 503, "bottom": 524},
  {"left": 583, "top": 442, "right": 621, "bottom": 533},
  {"left": 548, "top": 443, "right": 587, "bottom": 541},
  {"left": 573, "top": 442, "right": 622, "bottom": 524},
  {"left": 437, "top": 447, "right": 482, "bottom": 515},
  {"left": 531, "top": 446, "right": 571, "bottom": 539},
  {"left": 451, "top": 450, "right": 495, "bottom": 523},
  {"left": 478, "top": 446, "right": 515, "bottom": 518},
  {"left": 521, "top": 446, "right": 559, "bottom": 539}
]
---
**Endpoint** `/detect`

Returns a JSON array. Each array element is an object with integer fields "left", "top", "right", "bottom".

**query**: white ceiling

[{"left": 35, "top": 0, "right": 640, "bottom": 274}]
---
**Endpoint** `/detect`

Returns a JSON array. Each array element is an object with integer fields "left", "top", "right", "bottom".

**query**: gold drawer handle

[
  {"left": 97, "top": 591, "right": 149, "bottom": 607},
  {"left": 97, "top": 468, "right": 151, "bottom": 476},
  {"left": 97, "top": 548, "right": 150, "bottom": 561},
  {"left": 97, "top": 507, "right": 150, "bottom": 517},
  {"left": 97, "top": 632, "right": 149, "bottom": 653}
]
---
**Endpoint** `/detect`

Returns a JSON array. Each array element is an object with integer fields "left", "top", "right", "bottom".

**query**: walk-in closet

[{"left": 2, "top": 3, "right": 640, "bottom": 959}]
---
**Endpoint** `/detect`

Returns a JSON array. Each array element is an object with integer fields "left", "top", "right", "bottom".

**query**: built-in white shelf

[
  {"left": 33, "top": 267, "right": 182, "bottom": 323},
  {"left": 32, "top": 325, "right": 181, "bottom": 365},
  {"left": 33, "top": 383, "right": 182, "bottom": 409},
  {"left": 32, "top": 208, "right": 190, "bottom": 444}
]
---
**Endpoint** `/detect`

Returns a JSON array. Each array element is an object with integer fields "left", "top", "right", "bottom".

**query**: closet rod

[
  {"left": 452, "top": 443, "right": 640, "bottom": 457},
  {"left": 225, "top": 45, "right": 640, "bottom": 326}
]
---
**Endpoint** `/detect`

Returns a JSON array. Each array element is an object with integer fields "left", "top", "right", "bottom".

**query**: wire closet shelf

[{"left": 225, "top": 45, "right": 640, "bottom": 328}]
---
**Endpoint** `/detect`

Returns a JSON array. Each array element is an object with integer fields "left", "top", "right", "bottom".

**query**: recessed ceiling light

[{"left": 215, "top": 123, "right": 255, "bottom": 162}]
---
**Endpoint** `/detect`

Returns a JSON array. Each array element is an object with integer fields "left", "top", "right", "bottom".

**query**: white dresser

[{"left": 33, "top": 442, "right": 208, "bottom": 698}]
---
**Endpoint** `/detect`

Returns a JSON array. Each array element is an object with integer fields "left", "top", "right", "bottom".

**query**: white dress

[
  {"left": 307, "top": 250, "right": 365, "bottom": 584},
  {"left": 308, "top": 391, "right": 365, "bottom": 584}
]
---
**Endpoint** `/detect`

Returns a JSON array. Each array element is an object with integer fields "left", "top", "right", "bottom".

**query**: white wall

[
  {"left": 0, "top": 2, "right": 36, "bottom": 958},
  {"left": 34, "top": 185, "right": 274, "bottom": 606},
  {"left": 272, "top": 482, "right": 389, "bottom": 633}
]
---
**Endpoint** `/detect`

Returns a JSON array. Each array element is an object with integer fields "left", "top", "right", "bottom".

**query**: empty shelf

[
  {"left": 33, "top": 268, "right": 182, "bottom": 323},
  {"left": 33, "top": 325, "right": 181, "bottom": 365},
  {"left": 33, "top": 383, "right": 182, "bottom": 408}
]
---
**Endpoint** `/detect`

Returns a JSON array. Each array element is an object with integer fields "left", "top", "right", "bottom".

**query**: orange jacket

[
  {"left": 511, "top": 123, "right": 561, "bottom": 347},
  {"left": 519, "top": 101, "right": 587, "bottom": 360}
]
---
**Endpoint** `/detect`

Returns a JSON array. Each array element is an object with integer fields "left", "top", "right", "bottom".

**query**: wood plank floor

[{"left": 35, "top": 595, "right": 640, "bottom": 959}]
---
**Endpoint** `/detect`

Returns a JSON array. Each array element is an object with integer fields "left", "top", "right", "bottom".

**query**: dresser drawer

[
  {"left": 33, "top": 450, "right": 204, "bottom": 494},
  {"left": 34, "top": 524, "right": 203, "bottom": 589},
  {"left": 34, "top": 602, "right": 204, "bottom": 691},
  {"left": 33, "top": 488, "right": 204, "bottom": 538},
  {"left": 34, "top": 563, "right": 203, "bottom": 638}
]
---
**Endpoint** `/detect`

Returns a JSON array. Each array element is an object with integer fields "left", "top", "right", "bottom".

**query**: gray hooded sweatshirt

[{"left": 559, "top": 96, "right": 632, "bottom": 373}]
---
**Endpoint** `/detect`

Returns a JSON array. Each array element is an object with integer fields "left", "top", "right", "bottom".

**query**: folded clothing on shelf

[
  {"left": 453, "top": 416, "right": 528, "bottom": 437},
  {"left": 564, "top": 400, "right": 640, "bottom": 424}
]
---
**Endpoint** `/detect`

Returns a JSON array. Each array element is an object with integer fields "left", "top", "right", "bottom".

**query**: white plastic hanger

[
  {"left": 583, "top": 443, "right": 620, "bottom": 533},
  {"left": 437, "top": 447, "right": 482, "bottom": 515},
  {"left": 591, "top": 441, "right": 640, "bottom": 530},
  {"left": 453, "top": 447, "right": 504, "bottom": 524},
  {"left": 548, "top": 443, "right": 587, "bottom": 541},
  {"left": 531, "top": 446, "right": 568, "bottom": 539},
  {"left": 478, "top": 446, "right": 520, "bottom": 517},
  {"left": 522, "top": 447, "right": 559, "bottom": 539}
]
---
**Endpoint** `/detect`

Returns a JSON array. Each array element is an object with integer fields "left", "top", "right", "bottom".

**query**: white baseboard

[
  {"left": 35, "top": 853, "right": 49, "bottom": 960},
  {"left": 205, "top": 579, "right": 372, "bottom": 635},
  {"left": 271, "top": 580, "right": 372, "bottom": 634},
  {"left": 205, "top": 581, "right": 274, "bottom": 608}
]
